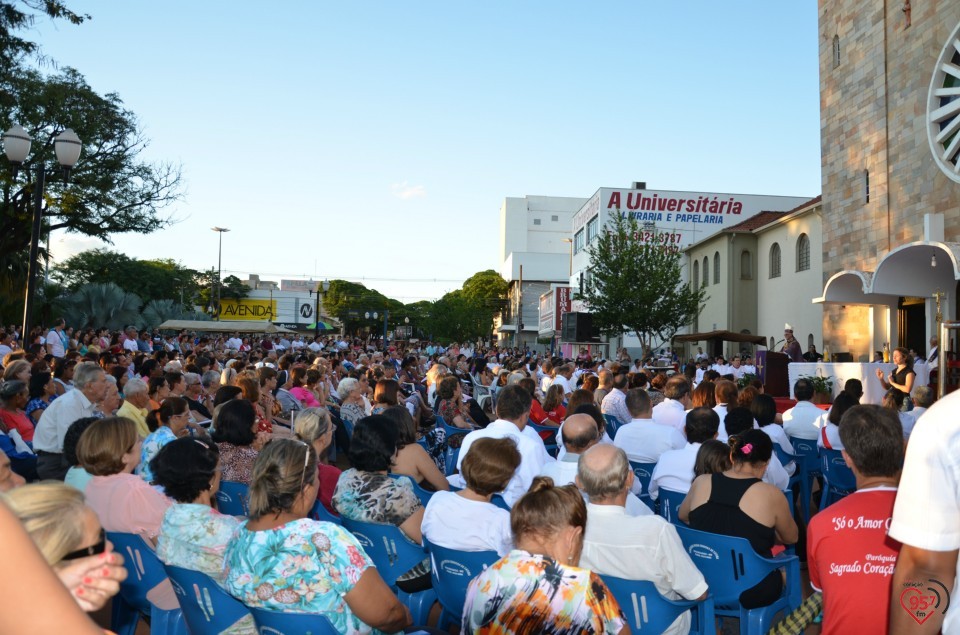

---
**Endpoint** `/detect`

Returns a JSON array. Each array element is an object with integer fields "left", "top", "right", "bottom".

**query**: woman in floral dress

[{"left": 223, "top": 439, "right": 410, "bottom": 635}]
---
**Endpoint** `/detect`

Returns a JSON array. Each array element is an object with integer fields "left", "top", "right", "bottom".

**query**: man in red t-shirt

[{"left": 807, "top": 405, "right": 904, "bottom": 634}]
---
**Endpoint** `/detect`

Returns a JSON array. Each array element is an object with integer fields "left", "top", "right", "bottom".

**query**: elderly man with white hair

[
  {"left": 117, "top": 377, "right": 152, "bottom": 438},
  {"left": 33, "top": 361, "right": 108, "bottom": 480},
  {"left": 578, "top": 444, "right": 708, "bottom": 635}
]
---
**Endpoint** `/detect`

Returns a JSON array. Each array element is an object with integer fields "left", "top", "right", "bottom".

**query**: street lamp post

[
  {"left": 211, "top": 227, "right": 230, "bottom": 320},
  {"left": 2, "top": 124, "right": 82, "bottom": 339},
  {"left": 309, "top": 279, "right": 330, "bottom": 338}
]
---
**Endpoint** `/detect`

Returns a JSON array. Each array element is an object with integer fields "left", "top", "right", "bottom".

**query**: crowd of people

[{"left": 0, "top": 319, "right": 957, "bottom": 633}]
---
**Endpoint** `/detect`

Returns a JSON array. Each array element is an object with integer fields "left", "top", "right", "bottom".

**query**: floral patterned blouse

[
  {"left": 139, "top": 426, "right": 177, "bottom": 484},
  {"left": 339, "top": 402, "right": 366, "bottom": 430},
  {"left": 223, "top": 518, "right": 383, "bottom": 635},
  {"left": 462, "top": 550, "right": 627, "bottom": 635},
  {"left": 217, "top": 442, "right": 259, "bottom": 485}
]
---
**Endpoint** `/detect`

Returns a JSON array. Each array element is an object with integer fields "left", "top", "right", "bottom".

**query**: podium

[{"left": 757, "top": 351, "right": 790, "bottom": 397}]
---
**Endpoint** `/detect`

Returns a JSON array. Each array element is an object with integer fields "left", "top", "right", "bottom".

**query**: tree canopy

[{"left": 576, "top": 212, "right": 706, "bottom": 352}]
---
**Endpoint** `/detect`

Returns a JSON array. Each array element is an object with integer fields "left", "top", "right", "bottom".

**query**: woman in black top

[
  {"left": 679, "top": 429, "right": 798, "bottom": 608},
  {"left": 874, "top": 346, "right": 915, "bottom": 409}
]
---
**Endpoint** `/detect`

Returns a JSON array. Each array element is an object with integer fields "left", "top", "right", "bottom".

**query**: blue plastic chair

[
  {"left": 603, "top": 413, "right": 621, "bottom": 439},
  {"left": 820, "top": 448, "right": 856, "bottom": 509},
  {"left": 787, "top": 436, "right": 820, "bottom": 522},
  {"left": 490, "top": 493, "right": 511, "bottom": 510},
  {"left": 600, "top": 575, "right": 716, "bottom": 635},
  {"left": 216, "top": 481, "right": 250, "bottom": 516},
  {"left": 106, "top": 532, "right": 186, "bottom": 635},
  {"left": 675, "top": 525, "right": 801, "bottom": 635},
  {"left": 339, "top": 518, "right": 438, "bottom": 625},
  {"left": 657, "top": 488, "right": 687, "bottom": 524},
  {"left": 247, "top": 606, "right": 339, "bottom": 634},
  {"left": 628, "top": 460, "right": 657, "bottom": 511},
  {"left": 423, "top": 538, "right": 499, "bottom": 629},
  {"left": 527, "top": 420, "right": 560, "bottom": 457},
  {"left": 389, "top": 473, "right": 436, "bottom": 508},
  {"left": 163, "top": 564, "right": 252, "bottom": 634},
  {"left": 308, "top": 499, "right": 341, "bottom": 525},
  {"left": 437, "top": 415, "right": 472, "bottom": 444},
  {"left": 444, "top": 444, "right": 461, "bottom": 477}
]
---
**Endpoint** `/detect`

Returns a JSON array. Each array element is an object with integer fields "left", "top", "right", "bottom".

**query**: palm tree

[
  {"left": 140, "top": 298, "right": 183, "bottom": 329},
  {"left": 64, "top": 283, "right": 142, "bottom": 330}
]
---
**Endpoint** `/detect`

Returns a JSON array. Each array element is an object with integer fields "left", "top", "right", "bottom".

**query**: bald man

[
  {"left": 538, "top": 414, "right": 599, "bottom": 487},
  {"left": 578, "top": 444, "right": 707, "bottom": 635}
]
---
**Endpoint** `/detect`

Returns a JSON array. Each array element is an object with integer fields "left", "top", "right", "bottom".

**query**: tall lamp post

[
  {"left": 309, "top": 279, "right": 330, "bottom": 338},
  {"left": 2, "top": 124, "right": 82, "bottom": 340},
  {"left": 211, "top": 227, "right": 230, "bottom": 320}
]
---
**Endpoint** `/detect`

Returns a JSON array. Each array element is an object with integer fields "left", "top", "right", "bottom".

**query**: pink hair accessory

[{"left": 741, "top": 443, "right": 753, "bottom": 455}]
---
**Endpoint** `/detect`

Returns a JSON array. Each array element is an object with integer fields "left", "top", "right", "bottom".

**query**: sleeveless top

[{"left": 688, "top": 473, "right": 775, "bottom": 557}]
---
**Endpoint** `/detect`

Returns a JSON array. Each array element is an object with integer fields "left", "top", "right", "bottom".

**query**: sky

[{"left": 26, "top": 1, "right": 822, "bottom": 302}]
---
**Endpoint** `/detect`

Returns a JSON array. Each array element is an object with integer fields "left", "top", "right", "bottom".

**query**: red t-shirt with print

[{"left": 807, "top": 488, "right": 901, "bottom": 635}]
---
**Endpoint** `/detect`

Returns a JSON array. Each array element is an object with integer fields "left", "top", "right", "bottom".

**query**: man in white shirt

[
  {"left": 694, "top": 347, "right": 708, "bottom": 362},
  {"left": 457, "top": 384, "right": 553, "bottom": 506},
  {"left": 782, "top": 378, "right": 822, "bottom": 440},
  {"left": 711, "top": 356, "right": 731, "bottom": 376},
  {"left": 45, "top": 318, "right": 67, "bottom": 358},
  {"left": 552, "top": 364, "right": 574, "bottom": 398},
  {"left": 614, "top": 389, "right": 685, "bottom": 463},
  {"left": 600, "top": 366, "right": 631, "bottom": 426},
  {"left": 724, "top": 407, "right": 789, "bottom": 489},
  {"left": 225, "top": 332, "right": 243, "bottom": 351},
  {"left": 901, "top": 386, "right": 934, "bottom": 441},
  {"left": 652, "top": 376, "right": 693, "bottom": 434},
  {"left": 121, "top": 327, "right": 139, "bottom": 354},
  {"left": 33, "top": 362, "right": 108, "bottom": 480},
  {"left": 578, "top": 444, "right": 708, "bottom": 635},
  {"left": 649, "top": 407, "right": 719, "bottom": 500},
  {"left": 741, "top": 355, "right": 757, "bottom": 375},
  {"left": 889, "top": 389, "right": 960, "bottom": 634},
  {"left": 729, "top": 356, "right": 746, "bottom": 380}
]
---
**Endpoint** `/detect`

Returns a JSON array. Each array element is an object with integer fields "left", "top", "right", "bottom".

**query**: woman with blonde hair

[
  {"left": 462, "top": 476, "right": 627, "bottom": 633},
  {"left": 223, "top": 438, "right": 411, "bottom": 634},
  {"left": 293, "top": 407, "right": 341, "bottom": 515},
  {"left": 2, "top": 359, "right": 30, "bottom": 383},
  {"left": 3, "top": 482, "right": 127, "bottom": 614}
]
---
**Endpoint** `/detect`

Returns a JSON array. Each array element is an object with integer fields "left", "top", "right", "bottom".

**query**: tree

[
  {"left": 0, "top": 65, "right": 182, "bottom": 323},
  {"left": 63, "top": 282, "right": 141, "bottom": 330},
  {"left": 0, "top": 1, "right": 88, "bottom": 68},
  {"left": 576, "top": 212, "right": 707, "bottom": 352}
]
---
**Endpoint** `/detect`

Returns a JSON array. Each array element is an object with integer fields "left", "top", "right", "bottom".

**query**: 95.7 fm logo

[{"left": 900, "top": 579, "right": 951, "bottom": 625}]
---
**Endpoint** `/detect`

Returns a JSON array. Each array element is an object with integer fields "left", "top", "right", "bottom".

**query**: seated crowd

[{"left": 0, "top": 324, "right": 944, "bottom": 633}]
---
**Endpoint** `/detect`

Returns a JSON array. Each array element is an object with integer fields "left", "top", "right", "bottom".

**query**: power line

[{"left": 221, "top": 269, "right": 468, "bottom": 284}]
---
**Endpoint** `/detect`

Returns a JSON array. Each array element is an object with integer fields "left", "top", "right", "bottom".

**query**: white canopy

[{"left": 156, "top": 320, "right": 297, "bottom": 334}]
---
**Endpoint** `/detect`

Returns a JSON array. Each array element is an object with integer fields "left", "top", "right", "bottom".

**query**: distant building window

[
  {"left": 864, "top": 169, "right": 870, "bottom": 203},
  {"left": 693, "top": 260, "right": 700, "bottom": 289},
  {"left": 533, "top": 218, "right": 541, "bottom": 226},
  {"left": 797, "top": 233, "right": 810, "bottom": 271},
  {"left": 702, "top": 257, "right": 709, "bottom": 287},
  {"left": 740, "top": 250, "right": 753, "bottom": 280},
  {"left": 770, "top": 243, "right": 782, "bottom": 278},
  {"left": 574, "top": 229, "right": 585, "bottom": 254},
  {"left": 551, "top": 215, "right": 559, "bottom": 222},
  {"left": 586, "top": 216, "right": 599, "bottom": 243},
  {"left": 833, "top": 35, "right": 840, "bottom": 68},
  {"left": 713, "top": 252, "right": 720, "bottom": 284}
]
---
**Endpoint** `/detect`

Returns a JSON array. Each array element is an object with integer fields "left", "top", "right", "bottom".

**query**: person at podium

[{"left": 781, "top": 325, "right": 802, "bottom": 363}]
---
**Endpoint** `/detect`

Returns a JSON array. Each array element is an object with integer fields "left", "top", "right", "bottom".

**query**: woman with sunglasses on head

[
  {"left": 2, "top": 482, "right": 128, "bottom": 614},
  {"left": 224, "top": 438, "right": 411, "bottom": 634},
  {"left": 293, "top": 407, "right": 341, "bottom": 515}
]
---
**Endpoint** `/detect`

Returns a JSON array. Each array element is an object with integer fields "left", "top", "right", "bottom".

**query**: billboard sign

[{"left": 217, "top": 299, "right": 277, "bottom": 321}]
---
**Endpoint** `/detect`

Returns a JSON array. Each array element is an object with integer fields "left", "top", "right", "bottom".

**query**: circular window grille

[{"left": 928, "top": 22, "right": 960, "bottom": 183}]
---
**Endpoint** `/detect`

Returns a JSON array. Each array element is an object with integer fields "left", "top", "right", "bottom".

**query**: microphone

[{"left": 774, "top": 339, "right": 785, "bottom": 348}]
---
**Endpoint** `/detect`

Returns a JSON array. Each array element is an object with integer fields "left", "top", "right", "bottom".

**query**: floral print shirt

[
  {"left": 157, "top": 503, "right": 241, "bottom": 581},
  {"left": 139, "top": 426, "right": 177, "bottom": 484},
  {"left": 462, "top": 550, "right": 627, "bottom": 635},
  {"left": 223, "top": 518, "right": 383, "bottom": 635}
]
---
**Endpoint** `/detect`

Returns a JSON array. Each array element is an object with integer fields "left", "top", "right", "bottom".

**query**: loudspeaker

[{"left": 561, "top": 312, "right": 596, "bottom": 342}]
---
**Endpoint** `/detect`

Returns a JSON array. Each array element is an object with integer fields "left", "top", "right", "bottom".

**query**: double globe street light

[{"left": 2, "top": 124, "right": 82, "bottom": 338}]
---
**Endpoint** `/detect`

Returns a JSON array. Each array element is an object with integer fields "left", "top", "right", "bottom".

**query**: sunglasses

[
  {"left": 296, "top": 440, "right": 310, "bottom": 493},
  {"left": 61, "top": 529, "right": 107, "bottom": 561}
]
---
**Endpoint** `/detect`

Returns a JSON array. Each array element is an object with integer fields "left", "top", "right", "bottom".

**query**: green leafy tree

[
  {"left": 140, "top": 298, "right": 183, "bottom": 329},
  {"left": 576, "top": 212, "right": 707, "bottom": 352},
  {"left": 0, "top": 1, "right": 88, "bottom": 67},
  {"left": 220, "top": 275, "right": 250, "bottom": 301}
]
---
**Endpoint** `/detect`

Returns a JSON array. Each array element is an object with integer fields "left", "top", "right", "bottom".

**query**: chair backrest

[
  {"left": 164, "top": 564, "right": 251, "bottom": 633},
  {"left": 389, "top": 473, "right": 434, "bottom": 508},
  {"left": 423, "top": 538, "right": 499, "bottom": 620},
  {"left": 628, "top": 461, "right": 656, "bottom": 497},
  {"left": 603, "top": 414, "right": 621, "bottom": 439},
  {"left": 527, "top": 421, "right": 559, "bottom": 453},
  {"left": 339, "top": 517, "right": 427, "bottom": 588},
  {"left": 106, "top": 532, "right": 173, "bottom": 614},
  {"left": 490, "top": 493, "right": 511, "bottom": 510},
  {"left": 657, "top": 488, "right": 687, "bottom": 524},
  {"left": 440, "top": 416, "right": 470, "bottom": 442},
  {"left": 674, "top": 524, "right": 790, "bottom": 608},
  {"left": 247, "top": 606, "right": 339, "bottom": 635},
  {"left": 821, "top": 448, "right": 856, "bottom": 493},
  {"left": 600, "top": 575, "right": 712, "bottom": 634},
  {"left": 787, "top": 436, "right": 820, "bottom": 472},
  {"left": 772, "top": 443, "right": 795, "bottom": 468},
  {"left": 216, "top": 481, "right": 250, "bottom": 516},
  {"left": 308, "top": 500, "right": 341, "bottom": 525},
  {"left": 444, "top": 444, "right": 461, "bottom": 477}
]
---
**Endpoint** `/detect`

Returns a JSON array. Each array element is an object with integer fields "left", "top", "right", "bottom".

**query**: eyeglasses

[{"left": 61, "top": 529, "right": 106, "bottom": 561}]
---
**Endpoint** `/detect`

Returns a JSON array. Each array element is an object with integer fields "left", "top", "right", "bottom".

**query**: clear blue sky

[{"left": 30, "top": 1, "right": 821, "bottom": 302}]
